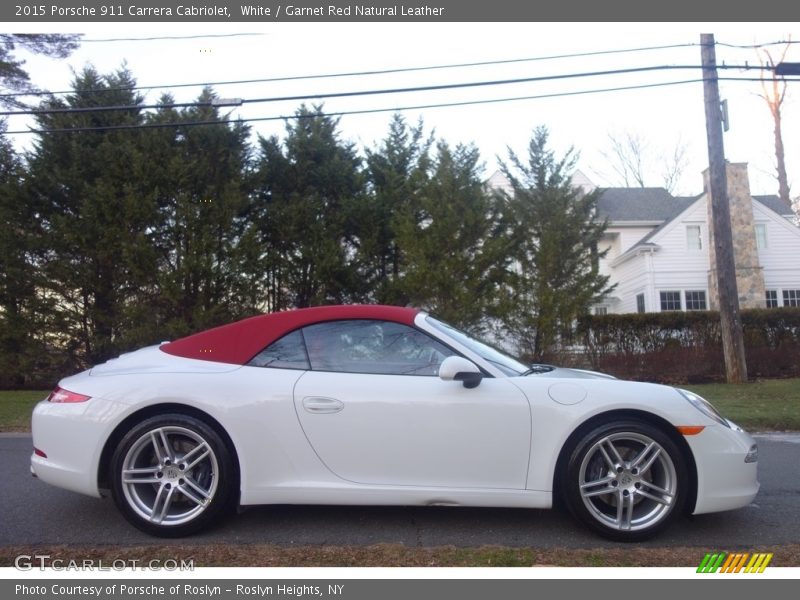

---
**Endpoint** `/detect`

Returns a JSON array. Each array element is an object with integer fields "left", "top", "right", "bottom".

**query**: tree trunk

[{"left": 772, "top": 106, "right": 791, "bottom": 206}]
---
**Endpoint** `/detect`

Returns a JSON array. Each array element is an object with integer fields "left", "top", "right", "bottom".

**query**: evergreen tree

[
  {"left": 355, "top": 114, "right": 432, "bottom": 304},
  {"left": 0, "top": 34, "right": 81, "bottom": 108},
  {"left": 27, "top": 67, "right": 154, "bottom": 366},
  {"left": 250, "top": 105, "right": 363, "bottom": 309},
  {"left": 0, "top": 120, "right": 51, "bottom": 386},
  {"left": 245, "top": 133, "right": 293, "bottom": 312},
  {"left": 143, "top": 88, "right": 254, "bottom": 339},
  {"left": 395, "top": 141, "right": 511, "bottom": 331},
  {"left": 501, "top": 126, "right": 612, "bottom": 361}
]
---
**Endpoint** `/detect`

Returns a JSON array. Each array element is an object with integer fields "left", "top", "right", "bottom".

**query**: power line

[
  {"left": 5, "top": 76, "right": 795, "bottom": 136},
  {"left": 80, "top": 33, "right": 266, "bottom": 42},
  {"left": 75, "top": 36, "right": 788, "bottom": 49},
  {"left": 0, "top": 63, "right": 770, "bottom": 118},
  {"left": 1, "top": 100, "right": 215, "bottom": 117},
  {"left": 716, "top": 40, "right": 798, "bottom": 49},
  {"left": 0, "top": 41, "right": 700, "bottom": 100},
  {"left": 2, "top": 38, "right": 792, "bottom": 102}
]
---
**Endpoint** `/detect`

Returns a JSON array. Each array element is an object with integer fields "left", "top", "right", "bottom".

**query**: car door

[{"left": 292, "top": 319, "right": 531, "bottom": 489}]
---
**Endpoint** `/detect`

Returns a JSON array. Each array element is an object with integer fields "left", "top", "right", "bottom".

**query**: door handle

[{"left": 302, "top": 396, "right": 344, "bottom": 414}]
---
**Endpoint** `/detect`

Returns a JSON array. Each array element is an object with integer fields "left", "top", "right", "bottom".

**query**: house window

[
  {"left": 783, "top": 290, "right": 800, "bottom": 307},
  {"left": 766, "top": 290, "right": 779, "bottom": 308},
  {"left": 660, "top": 291, "right": 682, "bottom": 311},
  {"left": 594, "top": 306, "right": 608, "bottom": 316},
  {"left": 755, "top": 224, "right": 768, "bottom": 250},
  {"left": 686, "top": 225, "right": 702, "bottom": 250},
  {"left": 685, "top": 290, "right": 707, "bottom": 311},
  {"left": 636, "top": 294, "right": 645, "bottom": 314}
]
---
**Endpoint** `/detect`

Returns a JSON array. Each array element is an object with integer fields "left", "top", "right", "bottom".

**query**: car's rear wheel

[
  {"left": 110, "top": 414, "right": 233, "bottom": 537},
  {"left": 562, "top": 419, "right": 687, "bottom": 542}
]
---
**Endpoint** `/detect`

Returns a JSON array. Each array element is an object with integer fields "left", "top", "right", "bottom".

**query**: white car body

[{"left": 31, "top": 306, "right": 759, "bottom": 539}]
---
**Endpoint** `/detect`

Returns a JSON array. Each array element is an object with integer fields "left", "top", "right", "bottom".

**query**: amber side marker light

[
  {"left": 47, "top": 386, "right": 91, "bottom": 403},
  {"left": 676, "top": 425, "right": 706, "bottom": 436}
]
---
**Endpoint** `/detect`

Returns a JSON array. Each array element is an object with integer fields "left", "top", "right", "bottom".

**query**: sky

[{"left": 4, "top": 22, "right": 798, "bottom": 198}]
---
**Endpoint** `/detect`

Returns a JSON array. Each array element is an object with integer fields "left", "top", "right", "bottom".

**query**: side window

[
  {"left": 302, "top": 320, "right": 456, "bottom": 376},
  {"left": 636, "top": 293, "right": 646, "bottom": 314},
  {"left": 755, "top": 223, "right": 767, "bottom": 250},
  {"left": 247, "top": 329, "right": 310, "bottom": 370},
  {"left": 660, "top": 291, "right": 682, "bottom": 311}
]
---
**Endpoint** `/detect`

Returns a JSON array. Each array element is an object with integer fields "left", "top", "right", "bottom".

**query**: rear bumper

[
  {"left": 687, "top": 423, "right": 759, "bottom": 514},
  {"left": 30, "top": 452, "right": 102, "bottom": 498},
  {"left": 30, "top": 396, "right": 127, "bottom": 498}
]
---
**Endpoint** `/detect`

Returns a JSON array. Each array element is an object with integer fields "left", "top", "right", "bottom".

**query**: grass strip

[{"left": 1, "top": 543, "right": 799, "bottom": 568}]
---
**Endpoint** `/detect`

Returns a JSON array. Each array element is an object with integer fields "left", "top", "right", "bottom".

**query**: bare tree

[
  {"left": 600, "top": 131, "right": 647, "bottom": 188},
  {"left": 597, "top": 130, "right": 690, "bottom": 194},
  {"left": 758, "top": 39, "right": 792, "bottom": 206},
  {"left": 660, "top": 133, "right": 690, "bottom": 195}
]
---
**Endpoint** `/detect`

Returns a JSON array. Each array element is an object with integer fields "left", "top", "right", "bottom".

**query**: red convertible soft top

[{"left": 159, "top": 305, "right": 419, "bottom": 365}]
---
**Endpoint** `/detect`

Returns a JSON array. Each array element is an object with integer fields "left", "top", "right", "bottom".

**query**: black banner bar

[
  {"left": 5, "top": 0, "right": 800, "bottom": 22},
  {"left": 3, "top": 579, "right": 791, "bottom": 600}
]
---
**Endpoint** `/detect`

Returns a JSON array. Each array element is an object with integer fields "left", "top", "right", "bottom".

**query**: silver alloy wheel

[
  {"left": 578, "top": 431, "right": 678, "bottom": 532},
  {"left": 120, "top": 426, "right": 219, "bottom": 526}
]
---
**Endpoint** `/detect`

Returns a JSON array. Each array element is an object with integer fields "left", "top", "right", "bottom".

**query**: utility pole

[{"left": 701, "top": 33, "right": 748, "bottom": 383}]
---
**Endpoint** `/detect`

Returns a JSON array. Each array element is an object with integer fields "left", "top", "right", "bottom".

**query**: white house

[
  {"left": 489, "top": 163, "right": 800, "bottom": 315},
  {"left": 594, "top": 163, "right": 800, "bottom": 314}
]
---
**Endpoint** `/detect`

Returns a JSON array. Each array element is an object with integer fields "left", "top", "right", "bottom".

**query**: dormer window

[{"left": 686, "top": 225, "right": 702, "bottom": 250}]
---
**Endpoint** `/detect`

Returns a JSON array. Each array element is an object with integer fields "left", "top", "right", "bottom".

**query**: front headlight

[{"left": 676, "top": 388, "right": 731, "bottom": 427}]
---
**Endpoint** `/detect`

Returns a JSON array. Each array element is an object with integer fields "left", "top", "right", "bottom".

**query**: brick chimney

[{"left": 705, "top": 162, "right": 766, "bottom": 309}]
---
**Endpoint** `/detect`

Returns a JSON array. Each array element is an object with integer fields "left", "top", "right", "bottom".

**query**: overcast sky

[{"left": 5, "top": 22, "right": 798, "bottom": 197}]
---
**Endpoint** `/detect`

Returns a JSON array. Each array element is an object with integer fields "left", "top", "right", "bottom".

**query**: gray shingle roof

[
  {"left": 598, "top": 189, "right": 795, "bottom": 223},
  {"left": 607, "top": 190, "right": 796, "bottom": 262},
  {"left": 753, "top": 195, "right": 794, "bottom": 216},
  {"left": 596, "top": 188, "right": 698, "bottom": 222}
]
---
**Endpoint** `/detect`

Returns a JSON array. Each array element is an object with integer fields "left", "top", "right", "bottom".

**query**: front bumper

[{"left": 687, "top": 422, "right": 759, "bottom": 514}]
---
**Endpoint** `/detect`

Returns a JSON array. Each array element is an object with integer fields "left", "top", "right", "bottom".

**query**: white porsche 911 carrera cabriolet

[{"left": 31, "top": 305, "right": 758, "bottom": 541}]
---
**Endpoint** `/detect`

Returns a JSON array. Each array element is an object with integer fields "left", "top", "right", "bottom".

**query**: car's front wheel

[
  {"left": 562, "top": 419, "right": 688, "bottom": 542},
  {"left": 110, "top": 414, "right": 234, "bottom": 537}
]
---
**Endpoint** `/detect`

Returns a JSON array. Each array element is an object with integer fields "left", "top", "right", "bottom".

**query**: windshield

[{"left": 425, "top": 316, "right": 528, "bottom": 376}]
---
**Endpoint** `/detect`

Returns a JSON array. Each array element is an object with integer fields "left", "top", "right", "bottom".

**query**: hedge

[{"left": 577, "top": 307, "right": 800, "bottom": 384}]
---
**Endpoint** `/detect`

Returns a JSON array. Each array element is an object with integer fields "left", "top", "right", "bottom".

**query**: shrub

[{"left": 578, "top": 308, "right": 800, "bottom": 384}]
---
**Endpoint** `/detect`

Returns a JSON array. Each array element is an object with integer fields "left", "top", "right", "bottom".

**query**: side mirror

[{"left": 439, "top": 356, "right": 483, "bottom": 389}]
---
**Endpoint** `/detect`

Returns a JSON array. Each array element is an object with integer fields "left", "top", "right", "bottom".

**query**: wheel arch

[
  {"left": 552, "top": 408, "right": 698, "bottom": 514},
  {"left": 97, "top": 403, "right": 241, "bottom": 503}
]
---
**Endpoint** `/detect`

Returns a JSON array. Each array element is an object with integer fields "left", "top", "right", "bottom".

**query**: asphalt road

[{"left": 1, "top": 432, "right": 798, "bottom": 548}]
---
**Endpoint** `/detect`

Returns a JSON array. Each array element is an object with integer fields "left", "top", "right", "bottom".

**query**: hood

[{"left": 529, "top": 365, "right": 617, "bottom": 380}]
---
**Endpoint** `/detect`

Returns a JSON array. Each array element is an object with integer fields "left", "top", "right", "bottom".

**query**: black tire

[
  {"left": 110, "top": 413, "right": 235, "bottom": 537},
  {"left": 561, "top": 419, "right": 688, "bottom": 542}
]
